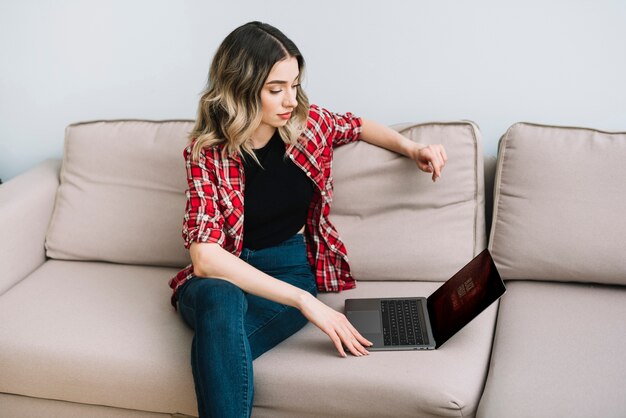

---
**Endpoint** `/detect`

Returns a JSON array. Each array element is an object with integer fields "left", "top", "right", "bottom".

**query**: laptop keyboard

[{"left": 381, "top": 299, "right": 425, "bottom": 346}]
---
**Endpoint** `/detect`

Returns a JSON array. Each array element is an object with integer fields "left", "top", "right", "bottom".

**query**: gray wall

[{"left": 1, "top": 0, "right": 625, "bottom": 181}]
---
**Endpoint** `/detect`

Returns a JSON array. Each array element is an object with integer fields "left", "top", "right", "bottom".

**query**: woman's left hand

[{"left": 410, "top": 144, "right": 448, "bottom": 182}]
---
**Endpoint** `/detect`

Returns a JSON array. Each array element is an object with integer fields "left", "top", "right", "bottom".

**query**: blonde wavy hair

[{"left": 189, "top": 21, "right": 310, "bottom": 164}]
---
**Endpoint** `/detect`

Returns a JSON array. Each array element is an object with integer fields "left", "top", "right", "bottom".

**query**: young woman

[{"left": 168, "top": 21, "right": 447, "bottom": 418}]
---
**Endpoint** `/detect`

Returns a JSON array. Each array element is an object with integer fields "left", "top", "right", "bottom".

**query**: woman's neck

[{"left": 250, "top": 125, "right": 276, "bottom": 149}]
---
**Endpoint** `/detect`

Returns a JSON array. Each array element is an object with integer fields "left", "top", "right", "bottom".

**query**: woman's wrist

[
  {"left": 295, "top": 290, "right": 317, "bottom": 311},
  {"left": 403, "top": 138, "right": 426, "bottom": 160}
]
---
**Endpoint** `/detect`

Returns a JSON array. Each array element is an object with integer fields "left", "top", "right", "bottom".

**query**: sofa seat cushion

[
  {"left": 0, "top": 393, "right": 172, "bottom": 418},
  {"left": 254, "top": 281, "right": 499, "bottom": 418},
  {"left": 477, "top": 281, "right": 626, "bottom": 418},
  {"left": 0, "top": 261, "right": 498, "bottom": 418},
  {"left": 0, "top": 260, "right": 197, "bottom": 416}
]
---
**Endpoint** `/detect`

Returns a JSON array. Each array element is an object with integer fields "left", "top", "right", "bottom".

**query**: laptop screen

[{"left": 426, "top": 249, "right": 506, "bottom": 348}]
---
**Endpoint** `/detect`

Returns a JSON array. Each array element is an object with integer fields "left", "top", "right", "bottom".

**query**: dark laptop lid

[{"left": 426, "top": 249, "right": 506, "bottom": 348}]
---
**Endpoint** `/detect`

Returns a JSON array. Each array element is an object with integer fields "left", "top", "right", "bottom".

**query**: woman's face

[{"left": 255, "top": 56, "right": 300, "bottom": 140}]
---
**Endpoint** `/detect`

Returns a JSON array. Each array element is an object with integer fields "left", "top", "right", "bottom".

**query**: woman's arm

[
  {"left": 191, "top": 242, "right": 372, "bottom": 357},
  {"left": 191, "top": 242, "right": 309, "bottom": 307},
  {"left": 359, "top": 118, "right": 448, "bottom": 182}
]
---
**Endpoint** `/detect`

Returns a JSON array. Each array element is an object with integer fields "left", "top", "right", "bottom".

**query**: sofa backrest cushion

[
  {"left": 46, "top": 119, "right": 487, "bottom": 278},
  {"left": 46, "top": 120, "right": 193, "bottom": 267},
  {"left": 489, "top": 122, "right": 626, "bottom": 285},
  {"left": 330, "top": 121, "right": 487, "bottom": 282}
]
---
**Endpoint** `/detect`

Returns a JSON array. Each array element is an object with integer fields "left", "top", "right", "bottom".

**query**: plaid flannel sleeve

[
  {"left": 181, "top": 144, "right": 226, "bottom": 250},
  {"left": 311, "top": 104, "right": 363, "bottom": 148}
]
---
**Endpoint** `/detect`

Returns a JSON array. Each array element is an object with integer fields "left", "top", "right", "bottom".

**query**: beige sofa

[{"left": 0, "top": 118, "right": 624, "bottom": 418}]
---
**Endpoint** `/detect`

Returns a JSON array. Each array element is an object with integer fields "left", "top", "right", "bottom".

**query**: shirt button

[
  {"left": 331, "top": 244, "right": 336, "bottom": 250},
  {"left": 321, "top": 191, "right": 325, "bottom": 196},
  {"left": 306, "top": 171, "right": 311, "bottom": 176},
  {"left": 289, "top": 154, "right": 295, "bottom": 160}
]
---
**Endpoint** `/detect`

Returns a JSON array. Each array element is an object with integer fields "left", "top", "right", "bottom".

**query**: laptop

[{"left": 345, "top": 249, "right": 505, "bottom": 350}]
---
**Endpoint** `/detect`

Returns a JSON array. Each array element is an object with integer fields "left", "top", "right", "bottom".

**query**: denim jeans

[{"left": 176, "top": 233, "right": 318, "bottom": 418}]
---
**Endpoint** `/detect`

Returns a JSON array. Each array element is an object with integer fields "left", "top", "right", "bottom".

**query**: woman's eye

[{"left": 269, "top": 84, "right": 299, "bottom": 94}]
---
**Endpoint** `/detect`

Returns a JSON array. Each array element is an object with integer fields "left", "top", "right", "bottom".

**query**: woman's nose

[{"left": 284, "top": 89, "right": 297, "bottom": 108}]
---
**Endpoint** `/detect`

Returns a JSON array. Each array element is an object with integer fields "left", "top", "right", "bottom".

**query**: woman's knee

[{"left": 184, "top": 277, "right": 248, "bottom": 323}]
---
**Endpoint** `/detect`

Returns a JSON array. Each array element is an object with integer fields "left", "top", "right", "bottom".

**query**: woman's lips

[{"left": 278, "top": 112, "right": 292, "bottom": 120}]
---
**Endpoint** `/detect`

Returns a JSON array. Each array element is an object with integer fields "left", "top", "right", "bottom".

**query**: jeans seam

[
  {"left": 182, "top": 287, "right": 205, "bottom": 416},
  {"left": 191, "top": 337, "right": 207, "bottom": 417},
  {"left": 239, "top": 289, "right": 250, "bottom": 418},
  {"left": 247, "top": 284, "right": 316, "bottom": 340},
  {"left": 246, "top": 304, "right": 289, "bottom": 339}
]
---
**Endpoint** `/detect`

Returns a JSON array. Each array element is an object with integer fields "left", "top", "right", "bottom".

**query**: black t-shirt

[{"left": 242, "top": 130, "right": 315, "bottom": 250}]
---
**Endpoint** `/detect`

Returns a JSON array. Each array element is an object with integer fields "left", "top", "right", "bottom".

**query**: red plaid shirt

[{"left": 168, "top": 104, "right": 363, "bottom": 307}]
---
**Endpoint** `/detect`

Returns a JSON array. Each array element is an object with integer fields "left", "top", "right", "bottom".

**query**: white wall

[{"left": 1, "top": 0, "right": 625, "bottom": 181}]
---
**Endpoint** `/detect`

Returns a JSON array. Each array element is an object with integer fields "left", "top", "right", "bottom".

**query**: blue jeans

[{"left": 176, "top": 233, "right": 318, "bottom": 418}]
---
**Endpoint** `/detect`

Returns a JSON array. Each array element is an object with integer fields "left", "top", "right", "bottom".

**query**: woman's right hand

[{"left": 297, "top": 292, "right": 373, "bottom": 357}]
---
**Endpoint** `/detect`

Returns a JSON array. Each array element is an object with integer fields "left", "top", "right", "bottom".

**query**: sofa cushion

[
  {"left": 477, "top": 281, "right": 626, "bottom": 418},
  {"left": 45, "top": 120, "right": 193, "bottom": 267},
  {"left": 45, "top": 119, "right": 486, "bottom": 282},
  {"left": 0, "top": 393, "right": 171, "bottom": 418},
  {"left": 489, "top": 122, "right": 626, "bottom": 284},
  {"left": 331, "top": 121, "right": 486, "bottom": 282},
  {"left": 0, "top": 260, "right": 498, "bottom": 418},
  {"left": 255, "top": 281, "right": 499, "bottom": 418},
  {"left": 0, "top": 260, "right": 197, "bottom": 416}
]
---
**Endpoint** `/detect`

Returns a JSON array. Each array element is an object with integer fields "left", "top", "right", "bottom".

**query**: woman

[{"left": 168, "top": 21, "right": 447, "bottom": 418}]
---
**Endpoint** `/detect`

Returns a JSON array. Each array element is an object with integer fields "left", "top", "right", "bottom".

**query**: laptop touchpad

[{"left": 348, "top": 310, "right": 382, "bottom": 334}]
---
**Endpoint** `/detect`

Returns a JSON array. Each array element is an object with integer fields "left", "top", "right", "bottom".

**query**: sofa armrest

[{"left": 0, "top": 159, "right": 61, "bottom": 295}]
